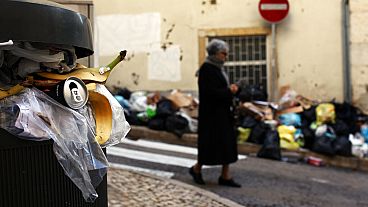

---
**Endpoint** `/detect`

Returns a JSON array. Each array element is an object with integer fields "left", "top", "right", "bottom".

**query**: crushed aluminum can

[
  {"left": 47, "top": 76, "right": 88, "bottom": 109},
  {"left": 306, "top": 156, "right": 324, "bottom": 167}
]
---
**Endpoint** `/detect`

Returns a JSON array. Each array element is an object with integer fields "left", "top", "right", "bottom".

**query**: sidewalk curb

[
  {"left": 110, "top": 166, "right": 245, "bottom": 207},
  {"left": 128, "top": 125, "right": 368, "bottom": 172}
]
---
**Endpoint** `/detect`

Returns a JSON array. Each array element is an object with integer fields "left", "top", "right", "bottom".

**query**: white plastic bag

[{"left": 0, "top": 88, "right": 107, "bottom": 202}]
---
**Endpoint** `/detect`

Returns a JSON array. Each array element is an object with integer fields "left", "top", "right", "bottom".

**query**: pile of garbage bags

[
  {"left": 0, "top": 41, "right": 130, "bottom": 202},
  {"left": 116, "top": 84, "right": 368, "bottom": 160},
  {"left": 112, "top": 87, "right": 198, "bottom": 137},
  {"left": 237, "top": 85, "right": 368, "bottom": 159}
]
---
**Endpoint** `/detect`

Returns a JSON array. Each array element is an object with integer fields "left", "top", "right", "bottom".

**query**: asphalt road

[
  {"left": 174, "top": 156, "right": 368, "bottom": 207},
  {"left": 108, "top": 139, "right": 368, "bottom": 207}
]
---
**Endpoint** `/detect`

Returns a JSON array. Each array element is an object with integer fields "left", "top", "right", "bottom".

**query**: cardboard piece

[
  {"left": 276, "top": 106, "right": 304, "bottom": 116},
  {"left": 166, "top": 90, "right": 193, "bottom": 109},
  {"left": 239, "top": 102, "right": 274, "bottom": 120}
]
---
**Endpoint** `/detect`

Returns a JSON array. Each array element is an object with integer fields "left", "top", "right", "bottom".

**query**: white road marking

[
  {"left": 107, "top": 146, "right": 205, "bottom": 168},
  {"left": 123, "top": 138, "right": 248, "bottom": 160},
  {"left": 107, "top": 139, "right": 246, "bottom": 178},
  {"left": 311, "top": 178, "right": 330, "bottom": 184},
  {"left": 123, "top": 138, "right": 198, "bottom": 154}
]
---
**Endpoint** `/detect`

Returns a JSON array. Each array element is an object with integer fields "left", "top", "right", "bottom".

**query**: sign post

[{"left": 258, "top": 0, "right": 289, "bottom": 101}]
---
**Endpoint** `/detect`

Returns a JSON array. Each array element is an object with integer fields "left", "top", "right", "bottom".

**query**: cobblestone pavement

[{"left": 107, "top": 167, "right": 244, "bottom": 207}]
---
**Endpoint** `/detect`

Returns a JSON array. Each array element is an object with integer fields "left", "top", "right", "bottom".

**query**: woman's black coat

[{"left": 197, "top": 62, "right": 238, "bottom": 165}]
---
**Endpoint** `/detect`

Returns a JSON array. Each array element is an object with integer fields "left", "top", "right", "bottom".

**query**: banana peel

[
  {"left": 0, "top": 83, "right": 114, "bottom": 145},
  {"left": 86, "top": 83, "right": 97, "bottom": 91},
  {"left": 0, "top": 50, "right": 127, "bottom": 144},
  {"left": 0, "top": 84, "right": 25, "bottom": 100},
  {"left": 88, "top": 90, "right": 113, "bottom": 145},
  {"left": 35, "top": 50, "right": 127, "bottom": 83}
]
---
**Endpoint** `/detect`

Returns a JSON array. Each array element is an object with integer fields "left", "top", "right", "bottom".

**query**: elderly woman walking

[{"left": 189, "top": 39, "right": 241, "bottom": 187}]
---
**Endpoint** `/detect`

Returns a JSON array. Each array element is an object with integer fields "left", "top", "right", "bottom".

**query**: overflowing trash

[
  {"left": 114, "top": 88, "right": 198, "bottom": 137},
  {"left": 237, "top": 85, "right": 368, "bottom": 160},
  {"left": 117, "top": 83, "right": 368, "bottom": 162},
  {"left": 0, "top": 41, "right": 130, "bottom": 202}
]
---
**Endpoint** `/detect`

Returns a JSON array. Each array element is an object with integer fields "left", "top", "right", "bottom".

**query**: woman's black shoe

[
  {"left": 189, "top": 167, "right": 205, "bottom": 185},
  {"left": 218, "top": 176, "right": 241, "bottom": 188}
]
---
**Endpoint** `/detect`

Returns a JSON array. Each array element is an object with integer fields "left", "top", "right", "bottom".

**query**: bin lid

[{"left": 0, "top": 0, "right": 93, "bottom": 58}]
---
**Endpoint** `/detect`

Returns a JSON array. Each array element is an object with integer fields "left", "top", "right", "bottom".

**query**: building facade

[{"left": 85, "top": 0, "right": 367, "bottom": 103}]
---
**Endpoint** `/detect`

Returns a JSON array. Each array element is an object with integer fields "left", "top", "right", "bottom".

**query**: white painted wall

[
  {"left": 350, "top": 0, "right": 368, "bottom": 102},
  {"left": 277, "top": 0, "right": 344, "bottom": 101},
  {"left": 93, "top": 0, "right": 345, "bottom": 102}
]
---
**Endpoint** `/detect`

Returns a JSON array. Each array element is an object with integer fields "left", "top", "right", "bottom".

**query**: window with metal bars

[{"left": 209, "top": 35, "right": 267, "bottom": 92}]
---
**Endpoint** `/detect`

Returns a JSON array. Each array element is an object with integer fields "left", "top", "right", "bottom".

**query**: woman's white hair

[{"left": 206, "top": 39, "right": 229, "bottom": 56}]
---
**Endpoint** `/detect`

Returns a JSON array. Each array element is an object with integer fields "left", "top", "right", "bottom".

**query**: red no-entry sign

[{"left": 259, "top": 0, "right": 289, "bottom": 23}]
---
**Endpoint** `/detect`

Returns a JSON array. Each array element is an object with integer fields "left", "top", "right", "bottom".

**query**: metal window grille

[{"left": 209, "top": 36, "right": 267, "bottom": 92}]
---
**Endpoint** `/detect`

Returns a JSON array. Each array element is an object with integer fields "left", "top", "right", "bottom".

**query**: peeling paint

[
  {"left": 131, "top": 72, "right": 140, "bottom": 85},
  {"left": 165, "top": 24, "right": 175, "bottom": 40},
  {"left": 161, "top": 42, "right": 174, "bottom": 51},
  {"left": 161, "top": 44, "right": 167, "bottom": 51},
  {"left": 201, "top": 0, "right": 217, "bottom": 15},
  {"left": 125, "top": 52, "right": 135, "bottom": 61},
  {"left": 180, "top": 48, "right": 184, "bottom": 61}
]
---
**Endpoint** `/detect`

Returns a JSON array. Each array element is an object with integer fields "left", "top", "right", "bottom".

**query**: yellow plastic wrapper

[
  {"left": 316, "top": 103, "right": 336, "bottom": 125},
  {"left": 237, "top": 127, "right": 251, "bottom": 143},
  {"left": 277, "top": 125, "right": 299, "bottom": 150}
]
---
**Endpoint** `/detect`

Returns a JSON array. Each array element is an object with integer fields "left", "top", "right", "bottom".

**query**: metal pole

[
  {"left": 271, "top": 23, "right": 278, "bottom": 101},
  {"left": 342, "top": 0, "right": 351, "bottom": 103}
]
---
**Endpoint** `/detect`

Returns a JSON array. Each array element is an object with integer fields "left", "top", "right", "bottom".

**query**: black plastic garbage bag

[
  {"left": 301, "top": 126, "right": 315, "bottom": 150},
  {"left": 239, "top": 115, "right": 258, "bottom": 129},
  {"left": 301, "top": 105, "right": 317, "bottom": 124},
  {"left": 334, "top": 102, "right": 358, "bottom": 120},
  {"left": 148, "top": 117, "right": 166, "bottom": 131},
  {"left": 165, "top": 114, "right": 189, "bottom": 137},
  {"left": 116, "top": 87, "right": 132, "bottom": 100},
  {"left": 331, "top": 119, "right": 350, "bottom": 136},
  {"left": 333, "top": 102, "right": 359, "bottom": 133},
  {"left": 124, "top": 111, "right": 146, "bottom": 126},
  {"left": 312, "top": 135, "right": 335, "bottom": 156},
  {"left": 257, "top": 130, "right": 281, "bottom": 160},
  {"left": 156, "top": 98, "right": 177, "bottom": 118},
  {"left": 248, "top": 121, "right": 269, "bottom": 144},
  {"left": 238, "top": 85, "right": 267, "bottom": 102},
  {"left": 333, "top": 135, "right": 352, "bottom": 157}
]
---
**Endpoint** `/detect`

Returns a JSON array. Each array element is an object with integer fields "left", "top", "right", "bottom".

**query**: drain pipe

[{"left": 342, "top": 0, "right": 352, "bottom": 103}]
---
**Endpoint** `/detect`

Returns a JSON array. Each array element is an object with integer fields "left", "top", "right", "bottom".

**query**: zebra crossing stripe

[
  {"left": 107, "top": 146, "right": 200, "bottom": 168},
  {"left": 123, "top": 138, "right": 247, "bottom": 160}
]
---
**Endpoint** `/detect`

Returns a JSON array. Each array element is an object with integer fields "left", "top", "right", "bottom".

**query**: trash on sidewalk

[
  {"left": 112, "top": 81, "right": 368, "bottom": 168},
  {"left": 305, "top": 156, "right": 325, "bottom": 167}
]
